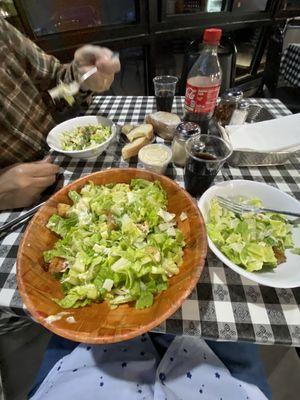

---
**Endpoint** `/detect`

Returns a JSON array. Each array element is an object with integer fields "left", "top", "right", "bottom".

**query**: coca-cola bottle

[{"left": 184, "top": 28, "right": 222, "bottom": 130}]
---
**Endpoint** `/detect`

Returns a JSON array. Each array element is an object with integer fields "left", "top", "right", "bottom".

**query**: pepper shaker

[{"left": 214, "top": 90, "right": 243, "bottom": 126}]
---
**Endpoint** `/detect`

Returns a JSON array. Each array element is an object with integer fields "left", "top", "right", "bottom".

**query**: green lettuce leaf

[{"left": 46, "top": 213, "right": 78, "bottom": 238}]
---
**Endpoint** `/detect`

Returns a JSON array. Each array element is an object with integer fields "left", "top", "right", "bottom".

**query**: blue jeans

[{"left": 29, "top": 334, "right": 272, "bottom": 399}]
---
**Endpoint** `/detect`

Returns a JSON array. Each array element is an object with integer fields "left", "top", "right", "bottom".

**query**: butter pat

[{"left": 138, "top": 144, "right": 172, "bottom": 174}]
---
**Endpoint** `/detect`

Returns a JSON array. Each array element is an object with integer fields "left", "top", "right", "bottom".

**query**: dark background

[{"left": 3, "top": 0, "right": 300, "bottom": 96}]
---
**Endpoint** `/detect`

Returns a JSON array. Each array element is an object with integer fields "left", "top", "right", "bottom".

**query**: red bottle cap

[{"left": 203, "top": 28, "right": 222, "bottom": 45}]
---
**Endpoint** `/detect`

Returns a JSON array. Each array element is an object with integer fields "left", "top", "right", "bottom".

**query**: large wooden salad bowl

[{"left": 17, "top": 168, "right": 207, "bottom": 343}]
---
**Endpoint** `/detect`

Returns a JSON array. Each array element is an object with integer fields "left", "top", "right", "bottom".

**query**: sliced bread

[
  {"left": 126, "top": 124, "right": 154, "bottom": 142},
  {"left": 122, "top": 136, "right": 150, "bottom": 160}
]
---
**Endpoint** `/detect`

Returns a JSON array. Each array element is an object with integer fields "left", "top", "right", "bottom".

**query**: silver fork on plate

[{"left": 216, "top": 196, "right": 300, "bottom": 222}]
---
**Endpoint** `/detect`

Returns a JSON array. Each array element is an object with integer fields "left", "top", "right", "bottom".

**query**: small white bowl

[
  {"left": 198, "top": 180, "right": 300, "bottom": 288},
  {"left": 47, "top": 116, "right": 117, "bottom": 160},
  {"left": 138, "top": 144, "right": 172, "bottom": 175}
]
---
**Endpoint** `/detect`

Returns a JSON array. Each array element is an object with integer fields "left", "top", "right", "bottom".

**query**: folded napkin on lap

[{"left": 225, "top": 113, "right": 300, "bottom": 152}]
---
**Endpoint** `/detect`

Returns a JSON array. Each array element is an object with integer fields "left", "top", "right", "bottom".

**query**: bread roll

[
  {"left": 122, "top": 136, "right": 151, "bottom": 160},
  {"left": 126, "top": 124, "right": 153, "bottom": 142},
  {"left": 145, "top": 112, "right": 181, "bottom": 141}
]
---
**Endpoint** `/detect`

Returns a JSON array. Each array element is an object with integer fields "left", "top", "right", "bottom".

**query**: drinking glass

[
  {"left": 184, "top": 134, "right": 232, "bottom": 197},
  {"left": 153, "top": 75, "right": 178, "bottom": 112}
]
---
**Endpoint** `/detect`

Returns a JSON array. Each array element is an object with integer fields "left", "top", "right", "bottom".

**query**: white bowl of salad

[
  {"left": 198, "top": 180, "right": 300, "bottom": 288},
  {"left": 47, "top": 116, "right": 117, "bottom": 159}
]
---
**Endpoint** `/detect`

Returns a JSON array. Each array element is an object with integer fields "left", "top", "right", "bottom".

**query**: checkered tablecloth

[
  {"left": 1, "top": 96, "right": 300, "bottom": 345},
  {"left": 281, "top": 44, "right": 300, "bottom": 88}
]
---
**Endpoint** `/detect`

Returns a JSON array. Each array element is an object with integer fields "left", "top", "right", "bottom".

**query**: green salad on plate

[
  {"left": 61, "top": 124, "right": 111, "bottom": 151},
  {"left": 44, "top": 179, "right": 185, "bottom": 309},
  {"left": 207, "top": 197, "right": 296, "bottom": 272}
]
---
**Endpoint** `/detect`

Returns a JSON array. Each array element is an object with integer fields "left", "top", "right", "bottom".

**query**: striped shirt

[{"left": 0, "top": 18, "right": 89, "bottom": 168}]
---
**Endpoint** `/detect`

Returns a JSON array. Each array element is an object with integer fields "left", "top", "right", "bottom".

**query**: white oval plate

[
  {"left": 47, "top": 116, "right": 117, "bottom": 160},
  {"left": 198, "top": 180, "right": 300, "bottom": 288}
]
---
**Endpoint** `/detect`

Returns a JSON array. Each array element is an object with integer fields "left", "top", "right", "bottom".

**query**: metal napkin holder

[{"left": 216, "top": 105, "right": 299, "bottom": 167}]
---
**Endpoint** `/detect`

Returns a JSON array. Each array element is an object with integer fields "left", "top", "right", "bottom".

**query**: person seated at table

[
  {"left": 28, "top": 333, "right": 272, "bottom": 399},
  {"left": 0, "top": 18, "right": 120, "bottom": 211}
]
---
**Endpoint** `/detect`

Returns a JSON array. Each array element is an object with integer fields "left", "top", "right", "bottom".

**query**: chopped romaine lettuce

[
  {"left": 61, "top": 124, "right": 111, "bottom": 151},
  {"left": 44, "top": 179, "right": 185, "bottom": 309},
  {"left": 291, "top": 247, "right": 300, "bottom": 255},
  {"left": 208, "top": 197, "right": 296, "bottom": 272}
]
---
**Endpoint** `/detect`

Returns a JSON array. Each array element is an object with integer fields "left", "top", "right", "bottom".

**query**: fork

[
  {"left": 48, "top": 66, "right": 98, "bottom": 101},
  {"left": 216, "top": 196, "right": 300, "bottom": 219},
  {"left": 49, "top": 51, "right": 120, "bottom": 102}
]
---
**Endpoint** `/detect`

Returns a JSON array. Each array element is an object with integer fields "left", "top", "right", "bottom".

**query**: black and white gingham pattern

[
  {"left": 1, "top": 96, "right": 300, "bottom": 344},
  {"left": 281, "top": 44, "right": 300, "bottom": 88}
]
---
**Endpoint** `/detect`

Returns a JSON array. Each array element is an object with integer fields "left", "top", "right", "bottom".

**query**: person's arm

[
  {"left": 2, "top": 18, "right": 76, "bottom": 92},
  {"left": 2, "top": 19, "right": 120, "bottom": 97}
]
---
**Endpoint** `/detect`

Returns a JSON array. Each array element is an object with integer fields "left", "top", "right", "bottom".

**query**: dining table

[
  {"left": 1, "top": 95, "right": 300, "bottom": 346},
  {"left": 280, "top": 43, "right": 300, "bottom": 88}
]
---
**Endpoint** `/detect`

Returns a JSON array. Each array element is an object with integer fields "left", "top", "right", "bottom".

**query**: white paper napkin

[{"left": 225, "top": 113, "right": 300, "bottom": 152}]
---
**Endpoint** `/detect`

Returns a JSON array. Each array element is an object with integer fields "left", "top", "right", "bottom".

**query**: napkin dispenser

[{"left": 217, "top": 112, "right": 300, "bottom": 167}]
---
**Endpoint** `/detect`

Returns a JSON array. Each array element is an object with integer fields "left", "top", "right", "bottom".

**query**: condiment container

[
  {"left": 171, "top": 122, "right": 201, "bottom": 167},
  {"left": 214, "top": 90, "right": 243, "bottom": 126},
  {"left": 138, "top": 144, "right": 172, "bottom": 175}
]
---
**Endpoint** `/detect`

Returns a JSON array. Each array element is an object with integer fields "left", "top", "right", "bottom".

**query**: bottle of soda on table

[{"left": 184, "top": 28, "right": 222, "bottom": 131}]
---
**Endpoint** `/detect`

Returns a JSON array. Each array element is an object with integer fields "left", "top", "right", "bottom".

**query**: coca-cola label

[{"left": 185, "top": 83, "right": 220, "bottom": 114}]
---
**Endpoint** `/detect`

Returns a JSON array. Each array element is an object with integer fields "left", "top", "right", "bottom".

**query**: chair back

[
  {"left": 283, "top": 20, "right": 300, "bottom": 50},
  {"left": 262, "top": 27, "right": 284, "bottom": 94},
  {"left": 179, "top": 36, "right": 237, "bottom": 95}
]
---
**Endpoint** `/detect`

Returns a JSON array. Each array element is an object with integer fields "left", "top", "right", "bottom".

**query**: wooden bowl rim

[{"left": 17, "top": 168, "right": 207, "bottom": 343}]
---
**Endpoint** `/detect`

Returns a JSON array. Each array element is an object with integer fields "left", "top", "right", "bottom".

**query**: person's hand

[
  {"left": 74, "top": 45, "right": 121, "bottom": 93},
  {"left": 0, "top": 157, "right": 59, "bottom": 210}
]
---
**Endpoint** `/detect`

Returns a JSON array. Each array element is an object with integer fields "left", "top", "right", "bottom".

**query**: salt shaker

[
  {"left": 229, "top": 100, "right": 249, "bottom": 125},
  {"left": 171, "top": 122, "right": 201, "bottom": 167}
]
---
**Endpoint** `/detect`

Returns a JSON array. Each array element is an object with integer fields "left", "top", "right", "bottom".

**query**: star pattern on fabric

[
  {"left": 186, "top": 371, "right": 192, "bottom": 379},
  {"left": 121, "top": 362, "right": 127, "bottom": 368},
  {"left": 215, "top": 372, "right": 220, "bottom": 379},
  {"left": 159, "top": 372, "right": 166, "bottom": 385}
]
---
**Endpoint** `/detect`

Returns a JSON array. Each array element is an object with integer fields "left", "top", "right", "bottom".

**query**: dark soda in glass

[
  {"left": 184, "top": 152, "right": 218, "bottom": 197},
  {"left": 153, "top": 76, "right": 178, "bottom": 113},
  {"left": 184, "top": 135, "right": 232, "bottom": 197},
  {"left": 155, "top": 89, "right": 174, "bottom": 112}
]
